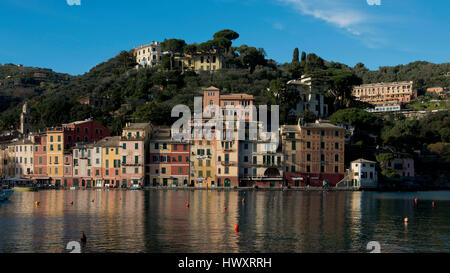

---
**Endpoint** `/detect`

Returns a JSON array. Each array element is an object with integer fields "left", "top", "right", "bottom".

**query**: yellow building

[
  {"left": 133, "top": 41, "right": 163, "bottom": 68},
  {"left": 215, "top": 128, "right": 239, "bottom": 188},
  {"left": 175, "top": 51, "right": 223, "bottom": 72},
  {"left": 98, "top": 136, "right": 121, "bottom": 187},
  {"left": 190, "top": 138, "right": 216, "bottom": 187},
  {"left": 46, "top": 127, "right": 64, "bottom": 184}
]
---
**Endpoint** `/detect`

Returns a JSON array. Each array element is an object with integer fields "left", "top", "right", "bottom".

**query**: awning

[
  {"left": 33, "top": 177, "right": 50, "bottom": 180},
  {"left": 292, "top": 177, "right": 304, "bottom": 181}
]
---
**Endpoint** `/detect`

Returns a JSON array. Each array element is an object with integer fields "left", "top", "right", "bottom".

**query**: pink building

[
  {"left": 63, "top": 152, "right": 73, "bottom": 187},
  {"left": 384, "top": 155, "right": 415, "bottom": 178},
  {"left": 120, "top": 123, "right": 152, "bottom": 188}
]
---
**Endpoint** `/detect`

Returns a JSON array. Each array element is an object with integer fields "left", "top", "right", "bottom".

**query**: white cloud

[
  {"left": 273, "top": 22, "right": 285, "bottom": 30},
  {"left": 367, "top": 0, "right": 381, "bottom": 6},
  {"left": 278, "top": 0, "right": 367, "bottom": 33},
  {"left": 66, "top": 0, "right": 81, "bottom": 6}
]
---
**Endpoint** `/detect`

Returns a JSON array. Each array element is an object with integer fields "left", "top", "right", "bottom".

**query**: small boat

[
  {"left": 2, "top": 177, "right": 38, "bottom": 192},
  {"left": 13, "top": 185, "right": 37, "bottom": 192},
  {"left": 0, "top": 188, "right": 14, "bottom": 201}
]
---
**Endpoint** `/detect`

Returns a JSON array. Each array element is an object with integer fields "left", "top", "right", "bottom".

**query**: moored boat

[
  {"left": 0, "top": 188, "right": 14, "bottom": 201},
  {"left": 2, "top": 177, "right": 38, "bottom": 192}
]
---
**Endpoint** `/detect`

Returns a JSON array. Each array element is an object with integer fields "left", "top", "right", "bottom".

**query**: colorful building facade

[
  {"left": 352, "top": 81, "right": 417, "bottom": 105},
  {"left": 281, "top": 120, "right": 346, "bottom": 187},
  {"left": 150, "top": 128, "right": 190, "bottom": 187}
]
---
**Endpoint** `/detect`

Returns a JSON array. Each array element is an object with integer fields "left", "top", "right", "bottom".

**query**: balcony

[
  {"left": 122, "top": 162, "right": 142, "bottom": 167},
  {"left": 220, "top": 161, "right": 236, "bottom": 166}
]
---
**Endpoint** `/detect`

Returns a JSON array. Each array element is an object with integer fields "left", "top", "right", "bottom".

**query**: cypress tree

[{"left": 292, "top": 48, "right": 300, "bottom": 63}]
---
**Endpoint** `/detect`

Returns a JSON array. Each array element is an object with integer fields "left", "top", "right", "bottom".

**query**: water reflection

[{"left": 0, "top": 190, "right": 448, "bottom": 253}]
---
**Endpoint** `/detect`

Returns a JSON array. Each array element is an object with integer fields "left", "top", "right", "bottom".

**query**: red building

[
  {"left": 32, "top": 134, "right": 49, "bottom": 184},
  {"left": 149, "top": 128, "right": 190, "bottom": 187},
  {"left": 61, "top": 118, "right": 110, "bottom": 149}
]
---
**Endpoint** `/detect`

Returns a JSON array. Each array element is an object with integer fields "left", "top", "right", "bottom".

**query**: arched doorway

[
  {"left": 264, "top": 167, "right": 280, "bottom": 177},
  {"left": 224, "top": 178, "right": 231, "bottom": 187}
]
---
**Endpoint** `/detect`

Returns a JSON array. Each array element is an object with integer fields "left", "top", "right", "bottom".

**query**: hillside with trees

[{"left": 0, "top": 29, "right": 449, "bottom": 136}]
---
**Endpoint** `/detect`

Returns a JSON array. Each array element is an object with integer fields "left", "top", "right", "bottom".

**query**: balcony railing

[{"left": 220, "top": 161, "right": 236, "bottom": 166}]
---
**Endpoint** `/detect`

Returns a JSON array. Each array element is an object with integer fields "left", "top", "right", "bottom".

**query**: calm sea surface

[{"left": 0, "top": 190, "right": 449, "bottom": 253}]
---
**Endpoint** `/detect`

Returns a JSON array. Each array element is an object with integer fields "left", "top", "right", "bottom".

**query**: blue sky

[{"left": 0, "top": 0, "right": 449, "bottom": 75}]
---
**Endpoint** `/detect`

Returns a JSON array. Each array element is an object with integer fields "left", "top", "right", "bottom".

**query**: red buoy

[
  {"left": 234, "top": 225, "right": 240, "bottom": 232},
  {"left": 242, "top": 198, "right": 245, "bottom": 203},
  {"left": 70, "top": 201, "right": 73, "bottom": 205},
  {"left": 186, "top": 202, "right": 190, "bottom": 208},
  {"left": 414, "top": 197, "right": 418, "bottom": 205},
  {"left": 80, "top": 232, "right": 87, "bottom": 243},
  {"left": 432, "top": 201, "right": 435, "bottom": 207},
  {"left": 224, "top": 206, "right": 227, "bottom": 211}
]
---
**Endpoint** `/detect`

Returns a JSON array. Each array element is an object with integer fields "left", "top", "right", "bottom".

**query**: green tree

[
  {"left": 213, "top": 29, "right": 239, "bottom": 41},
  {"left": 292, "top": 48, "right": 299, "bottom": 63},
  {"left": 299, "top": 109, "right": 317, "bottom": 123},
  {"left": 161, "top": 39, "right": 186, "bottom": 70},
  {"left": 327, "top": 69, "right": 362, "bottom": 110}
]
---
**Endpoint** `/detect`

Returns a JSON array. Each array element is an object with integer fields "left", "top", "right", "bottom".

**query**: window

[
  {"left": 321, "top": 142, "right": 325, "bottom": 149},
  {"left": 244, "top": 156, "right": 248, "bottom": 162},
  {"left": 162, "top": 167, "right": 166, "bottom": 174},
  {"left": 335, "top": 142, "right": 339, "bottom": 149},
  {"left": 291, "top": 141, "right": 296, "bottom": 150},
  {"left": 123, "top": 143, "right": 127, "bottom": 149},
  {"left": 135, "top": 168, "right": 139, "bottom": 174},
  {"left": 306, "top": 142, "right": 311, "bottom": 149},
  {"left": 335, "top": 166, "right": 339, "bottom": 173},
  {"left": 178, "top": 167, "right": 183, "bottom": 174},
  {"left": 154, "top": 143, "right": 159, "bottom": 149},
  {"left": 335, "top": 154, "right": 339, "bottom": 162},
  {"left": 225, "top": 167, "right": 229, "bottom": 174},
  {"left": 307, "top": 154, "right": 311, "bottom": 162},
  {"left": 321, "top": 166, "right": 325, "bottom": 173},
  {"left": 306, "top": 165, "right": 310, "bottom": 173}
]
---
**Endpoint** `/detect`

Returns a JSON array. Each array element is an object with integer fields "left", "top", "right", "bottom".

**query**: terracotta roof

[
  {"left": 220, "top": 93, "right": 254, "bottom": 100},
  {"left": 95, "top": 136, "right": 120, "bottom": 147},
  {"left": 351, "top": 158, "right": 377, "bottom": 164},
  {"left": 124, "top": 123, "right": 150, "bottom": 130}
]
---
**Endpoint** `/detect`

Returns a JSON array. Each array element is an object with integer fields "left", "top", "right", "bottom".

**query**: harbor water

[{"left": 0, "top": 190, "right": 449, "bottom": 253}]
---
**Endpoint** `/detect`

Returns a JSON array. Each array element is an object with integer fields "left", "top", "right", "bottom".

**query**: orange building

[
  {"left": 202, "top": 86, "right": 254, "bottom": 121},
  {"left": 281, "top": 120, "right": 345, "bottom": 187},
  {"left": 352, "top": 81, "right": 416, "bottom": 105}
]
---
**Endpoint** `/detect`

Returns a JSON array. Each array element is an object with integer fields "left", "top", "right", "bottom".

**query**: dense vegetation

[{"left": 0, "top": 29, "right": 449, "bottom": 185}]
